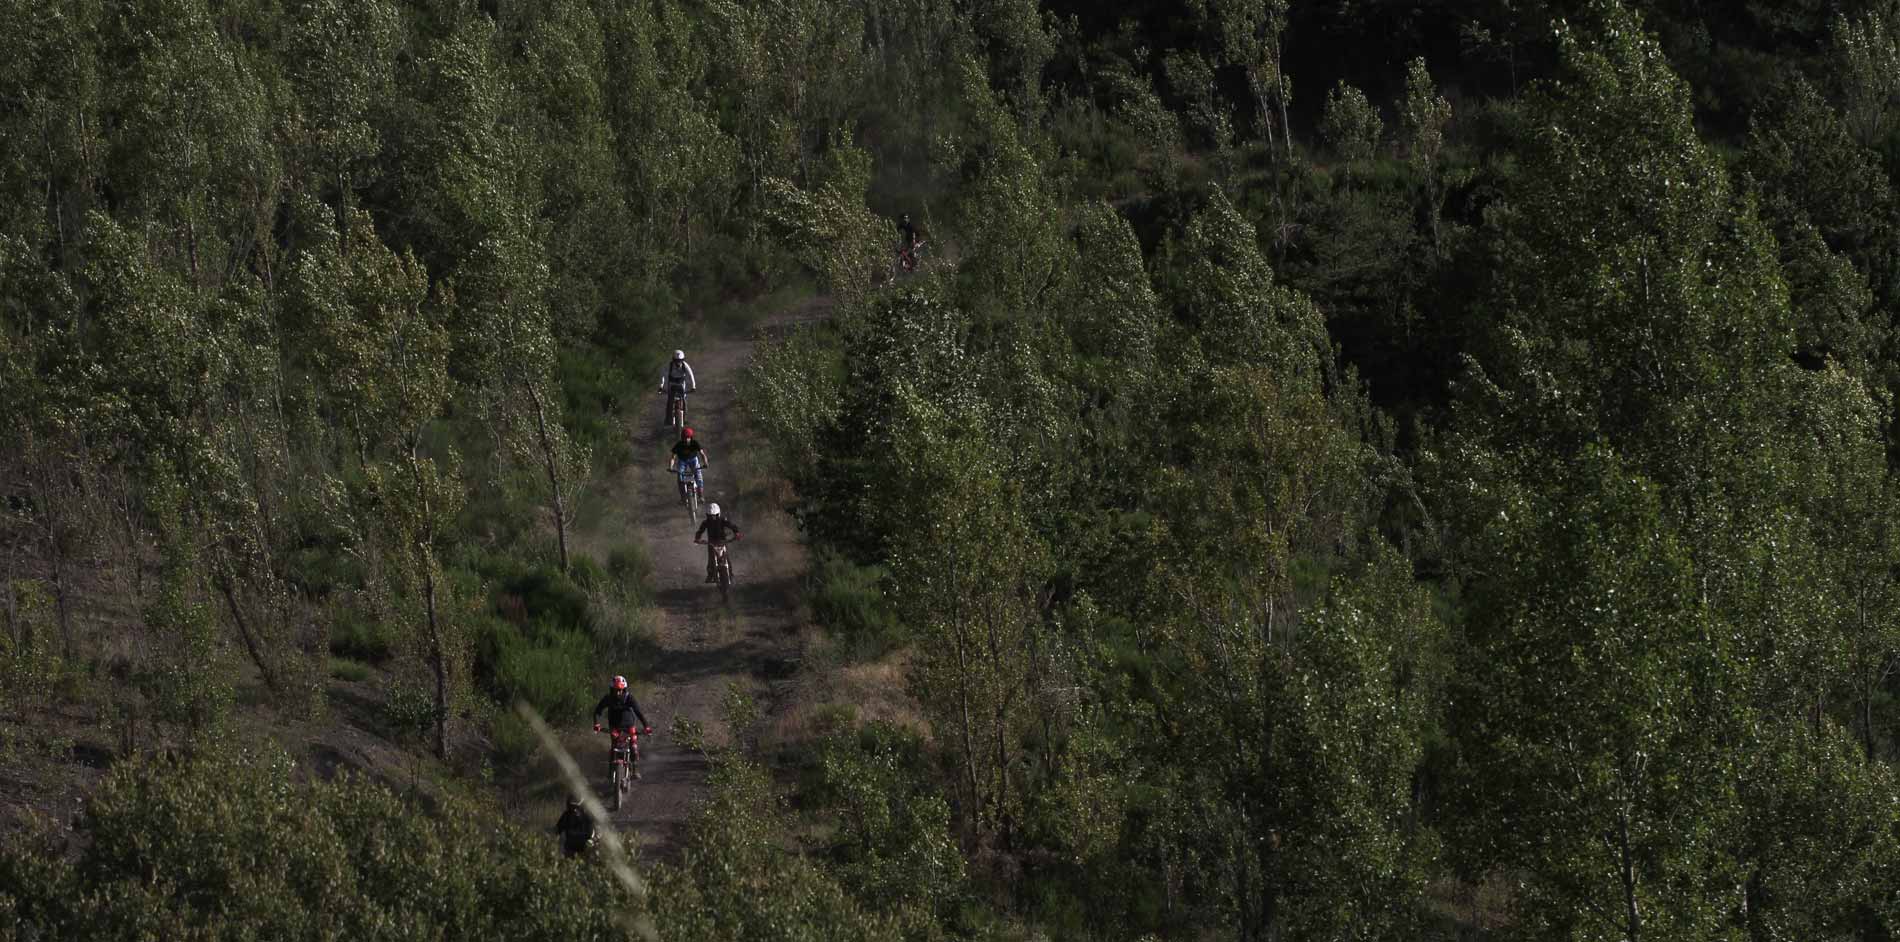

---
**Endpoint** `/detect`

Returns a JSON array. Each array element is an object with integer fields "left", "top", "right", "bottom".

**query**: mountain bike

[
  {"left": 897, "top": 240, "right": 926, "bottom": 274},
  {"left": 663, "top": 384, "right": 688, "bottom": 429},
  {"left": 698, "top": 536, "right": 739, "bottom": 602},
  {"left": 675, "top": 461, "right": 703, "bottom": 522},
  {"left": 604, "top": 727, "right": 639, "bottom": 811}
]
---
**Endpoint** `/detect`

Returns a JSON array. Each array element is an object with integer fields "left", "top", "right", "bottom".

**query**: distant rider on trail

[
  {"left": 669, "top": 427, "right": 708, "bottom": 493},
  {"left": 552, "top": 794, "right": 595, "bottom": 857},
  {"left": 896, "top": 213, "right": 924, "bottom": 270},
  {"left": 694, "top": 503, "right": 743, "bottom": 583},
  {"left": 659, "top": 350, "right": 697, "bottom": 423},
  {"left": 591, "top": 675, "right": 653, "bottom": 779}
]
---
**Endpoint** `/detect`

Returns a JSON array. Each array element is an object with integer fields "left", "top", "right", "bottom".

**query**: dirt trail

[{"left": 566, "top": 298, "right": 826, "bottom": 858}]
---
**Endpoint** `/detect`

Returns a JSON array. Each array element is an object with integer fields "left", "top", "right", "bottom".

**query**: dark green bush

[
  {"left": 567, "top": 553, "right": 609, "bottom": 594},
  {"left": 0, "top": 750, "right": 628, "bottom": 939},
  {"left": 327, "top": 610, "right": 395, "bottom": 664},
  {"left": 605, "top": 543, "right": 653, "bottom": 604},
  {"left": 808, "top": 553, "right": 906, "bottom": 661},
  {"left": 473, "top": 615, "right": 594, "bottom": 724}
]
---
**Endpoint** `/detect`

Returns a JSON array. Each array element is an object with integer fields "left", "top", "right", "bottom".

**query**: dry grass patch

[{"left": 763, "top": 643, "right": 928, "bottom": 754}]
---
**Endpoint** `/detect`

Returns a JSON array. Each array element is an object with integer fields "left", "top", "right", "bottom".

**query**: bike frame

[{"left": 665, "top": 386, "right": 689, "bottom": 426}]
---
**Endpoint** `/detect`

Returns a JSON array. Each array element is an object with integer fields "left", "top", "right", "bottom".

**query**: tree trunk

[
  {"left": 1249, "top": 68, "right": 1275, "bottom": 153},
  {"left": 1619, "top": 808, "right": 1641, "bottom": 941},
  {"left": 214, "top": 552, "right": 279, "bottom": 689},
  {"left": 527, "top": 385, "right": 571, "bottom": 573},
  {"left": 423, "top": 549, "right": 448, "bottom": 761},
  {"left": 949, "top": 543, "right": 983, "bottom": 841},
  {"left": 409, "top": 440, "right": 450, "bottom": 761},
  {"left": 32, "top": 455, "right": 75, "bottom": 659}
]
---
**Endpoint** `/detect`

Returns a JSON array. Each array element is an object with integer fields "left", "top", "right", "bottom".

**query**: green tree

[
  {"left": 1192, "top": 0, "right": 1294, "bottom": 158},
  {"left": 1400, "top": 57, "right": 1454, "bottom": 254},
  {"left": 291, "top": 213, "right": 464, "bottom": 759},
  {"left": 1319, "top": 80, "right": 1381, "bottom": 183}
]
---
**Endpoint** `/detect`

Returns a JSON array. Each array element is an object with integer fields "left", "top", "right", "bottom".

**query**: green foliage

[
  {"left": 476, "top": 616, "right": 595, "bottom": 723},
  {"left": 808, "top": 552, "right": 906, "bottom": 660},
  {"left": 652, "top": 757, "right": 900, "bottom": 941},
  {"left": 12, "top": 0, "right": 1900, "bottom": 938},
  {"left": 1320, "top": 81, "right": 1382, "bottom": 174},
  {"left": 0, "top": 580, "right": 65, "bottom": 717},
  {"left": 605, "top": 544, "right": 654, "bottom": 605},
  {"left": 0, "top": 749, "right": 627, "bottom": 939},
  {"left": 808, "top": 723, "right": 966, "bottom": 929},
  {"left": 326, "top": 657, "right": 372, "bottom": 683}
]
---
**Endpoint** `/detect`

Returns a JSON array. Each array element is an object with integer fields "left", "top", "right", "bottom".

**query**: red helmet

[
  {"left": 611, "top": 675, "right": 627, "bottom": 691},
  {"left": 681, "top": 427, "right": 694, "bottom": 440}
]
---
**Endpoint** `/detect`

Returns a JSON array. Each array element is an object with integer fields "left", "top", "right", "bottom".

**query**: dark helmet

[{"left": 567, "top": 794, "right": 583, "bottom": 808}]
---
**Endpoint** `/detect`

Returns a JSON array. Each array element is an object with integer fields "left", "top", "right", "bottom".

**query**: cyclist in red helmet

[
  {"left": 669, "top": 426, "right": 708, "bottom": 494},
  {"left": 591, "top": 675, "right": 653, "bottom": 779}
]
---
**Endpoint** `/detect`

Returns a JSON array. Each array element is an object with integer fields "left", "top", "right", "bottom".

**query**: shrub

[
  {"left": 492, "top": 628, "right": 594, "bottom": 724},
  {"left": 489, "top": 709, "right": 538, "bottom": 767},
  {"left": 606, "top": 543, "right": 654, "bottom": 604},
  {"left": 591, "top": 605, "right": 658, "bottom": 665},
  {"left": 327, "top": 657, "right": 372, "bottom": 683},
  {"left": 808, "top": 553, "right": 906, "bottom": 660},
  {"left": 328, "top": 609, "right": 395, "bottom": 664},
  {"left": 567, "top": 553, "right": 608, "bottom": 594},
  {"left": 0, "top": 750, "right": 626, "bottom": 938}
]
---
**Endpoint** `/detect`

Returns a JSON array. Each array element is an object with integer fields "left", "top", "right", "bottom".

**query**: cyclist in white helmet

[
  {"left": 659, "top": 350, "right": 697, "bottom": 423},
  {"left": 694, "top": 503, "right": 743, "bottom": 583}
]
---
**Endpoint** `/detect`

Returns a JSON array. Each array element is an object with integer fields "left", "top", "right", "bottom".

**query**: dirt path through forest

[{"left": 566, "top": 297, "right": 826, "bottom": 858}]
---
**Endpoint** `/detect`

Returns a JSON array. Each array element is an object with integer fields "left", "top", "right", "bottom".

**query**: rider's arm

[
  {"left": 694, "top": 517, "right": 710, "bottom": 541},
  {"left": 591, "top": 693, "right": 611, "bottom": 721},
  {"left": 683, "top": 362, "right": 697, "bottom": 391},
  {"left": 629, "top": 695, "right": 651, "bottom": 729}
]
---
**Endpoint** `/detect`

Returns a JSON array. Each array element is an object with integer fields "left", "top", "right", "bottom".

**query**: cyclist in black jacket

[
  {"left": 552, "top": 795, "right": 594, "bottom": 857},
  {"left": 694, "top": 503, "right": 743, "bottom": 583},
  {"left": 591, "top": 675, "right": 652, "bottom": 778}
]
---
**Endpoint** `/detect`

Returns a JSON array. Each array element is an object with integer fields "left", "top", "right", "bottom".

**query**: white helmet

[
  {"left": 673, "top": 349, "right": 685, "bottom": 360},
  {"left": 707, "top": 503, "right": 721, "bottom": 516}
]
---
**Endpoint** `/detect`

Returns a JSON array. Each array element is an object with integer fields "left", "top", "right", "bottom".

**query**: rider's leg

[{"left": 706, "top": 542, "right": 717, "bottom": 582}]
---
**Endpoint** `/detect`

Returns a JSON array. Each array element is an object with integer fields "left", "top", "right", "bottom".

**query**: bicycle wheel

[
  {"left": 718, "top": 555, "right": 732, "bottom": 602},
  {"left": 612, "top": 763, "right": 626, "bottom": 810}
]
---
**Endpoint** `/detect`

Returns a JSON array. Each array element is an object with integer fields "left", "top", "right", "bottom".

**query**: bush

[
  {"left": 494, "top": 630, "right": 594, "bottom": 724},
  {"left": 808, "top": 553, "right": 905, "bottom": 660},
  {"left": 489, "top": 709, "right": 538, "bottom": 767},
  {"left": 606, "top": 544, "right": 653, "bottom": 605},
  {"left": 0, "top": 750, "right": 627, "bottom": 938},
  {"left": 327, "top": 657, "right": 372, "bottom": 683},
  {"left": 567, "top": 553, "right": 608, "bottom": 594},
  {"left": 473, "top": 615, "right": 594, "bottom": 724},
  {"left": 328, "top": 610, "right": 395, "bottom": 664},
  {"left": 592, "top": 605, "right": 658, "bottom": 665}
]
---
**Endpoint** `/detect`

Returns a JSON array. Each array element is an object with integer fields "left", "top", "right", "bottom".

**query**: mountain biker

[
  {"left": 591, "top": 675, "right": 653, "bottom": 779},
  {"left": 669, "top": 427, "right": 708, "bottom": 493},
  {"left": 694, "top": 502, "right": 744, "bottom": 583},
  {"left": 552, "top": 795, "right": 594, "bottom": 857},
  {"left": 658, "top": 350, "right": 697, "bottom": 423},
  {"left": 897, "top": 213, "right": 923, "bottom": 269}
]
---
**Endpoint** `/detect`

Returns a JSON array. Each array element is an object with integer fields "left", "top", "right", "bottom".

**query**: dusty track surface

[{"left": 566, "top": 299, "right": 825, "bottom": 859}]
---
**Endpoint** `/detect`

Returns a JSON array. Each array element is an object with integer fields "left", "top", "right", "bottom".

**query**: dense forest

[{"left": 4, "top": 0, "right": 1900, "bottom": 938}]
